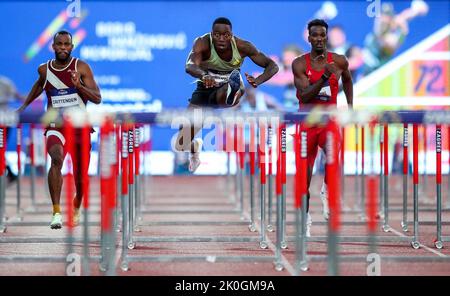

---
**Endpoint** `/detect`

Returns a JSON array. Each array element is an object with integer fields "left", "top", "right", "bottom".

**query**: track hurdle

[{"left": 0, "top": 125, "right": 6, "bottom": 233}]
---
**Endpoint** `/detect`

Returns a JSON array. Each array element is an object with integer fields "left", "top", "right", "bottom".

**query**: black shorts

[{"left": 188, "top": 82, "right": 221, "bottom": 108}]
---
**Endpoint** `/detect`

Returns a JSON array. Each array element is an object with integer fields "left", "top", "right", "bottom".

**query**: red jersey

[
  {"left": 43, "top": 57, "right": 88, "bottom": 110},
  {"left": 297, "top": 52, "right": 339, "bottom": 109}
]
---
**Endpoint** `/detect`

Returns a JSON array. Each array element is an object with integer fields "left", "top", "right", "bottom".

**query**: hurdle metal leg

[
  {"left": 99, "top": 230, "right": 110, "bottom": 274},
  {"left": 435, "top": 183, "right": 443, "bottom": 249},
  {"left": 448, "top": 171, "right": 450, "bottom": 209},
  {"left": 368, "top": 125, "right": 379, "bottom": 255},
  {"left": 359, "top": 126, "right": 366, "bottom": 220},
  {"left": 354, "top": 125, "right": 359, "bottom": 210},
  {"left": 259, "top": 181, "right": 267, "bottom": 249},
  {"left": 140, "top": 169, "right": 145, "bottom": 218},
  {"left": 16, "top": 168, "right": 22, "bottom": 221},
  {"left": 327, "top": 229, "right": 339, "bottom": 276},
  {"left": 281, "top": 184, "right": 287, "bottom": 249},
  {"left": 0, "top": 175, "right": 6, "bottom": 233},
  {"left": 127, "top": 184, "right": 135, "bottom": 249},
  {"left": 65, "top": 231, "right": 75, "bottom": 276},
  {"left": 267, "top": 126, "right": 274, "bottom": 232},
  {"left": 274, "top": 192, "right": 283, "bottom": 271},
  {"left": 411, "top": 125, "right": 420, "bottom": 249},
  {"left": 120, "top": 193, "right": 129, "bottom": 271},
  {"left": 412, "top": 183, "right": 420, "bottom": 249},
  {"left": 104, "top": 208, "right": 116, "bottom": 276},
  {"left": 422, "top": 125, "right": 428, "bottom": 199},
  {"left": 239, "top": 165, "right": 245, "bottom": 220},
  {"left": 234, "top": 154, "right": 239, "bottom": 206},
  {"left": 447, "top": 125, "right": 450, "bottom": 209},
  {"left": 82, "top": 206, "right": 90, "bottom": 275},
  {"left": 360, "top": 173, "right": 366, "bottom": 220},
  {"left": 267, "top": 174, "right": 274, "bottom": 232},
  {"left": 248, "top": 173, "right": 256, "bottom": 232},
  {"left": 29, "top": 164, "right": 37, "bottom": 211},
  {"left": 402, "top": 173, "right": 408, "bottom": 232},
  {"left": 379, "top": 125, "right": 384, "bottom": 219},
  {"left": 401, "top": 124, "right": 409, "bottom": 232},
  {"left": 447, "top": 167, "right": 450, "bottom": 209},
  {"left": 379, "top": 169, "right": 384, "bottom": 219},
  {"left": 382, "top": 174, "right": 390, "bottom": 232},
  {"left": 226, "top": 152, "right": 232, "bottom": 198},
  {"left": 257, "top": 165, "right": 261, "bottom": 220},
  {"left": 382, "top": 124, "right": 390, "bottom": 233},
  {"left": 116, "top": 174, "right": 122, "bottom": 232},
  {"left": 295, "top": 194, "right": 309, "bottom": 275},
  {"left": 435, "top": 125, "right": 443, "bottom": 249},
  {"left": 341, "top": 127, "right": 346, "bottom": 210},
  {"left": 134, "top": 175, "right": 141, "bottom": 232},
  {"left": 99, "top": 214, "right": 107, "bottom": 272}
]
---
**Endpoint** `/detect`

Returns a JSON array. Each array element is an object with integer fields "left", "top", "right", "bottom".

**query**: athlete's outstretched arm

[
  {"left": 185, "top": 37, "right": 209, "bottom": 79},
  {"left": 242, "top": 41, "right": 278, "bottom": 87},
  {"left": 17, "top": 65, "right": 46, "bottom": 112},
  {"left": 340, "top": 57, "right": 353, "bottom": 108},
  {"left": 71, "top": 61, "right": 101, "bottom": 104},
  {"left": 185, "top": 37, "right": 216, "bottom": 88},
  {"left": 292, "top": 57, "right": 327, "bottom": 104}
]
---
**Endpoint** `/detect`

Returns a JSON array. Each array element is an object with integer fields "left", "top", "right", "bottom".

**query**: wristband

[{"left": 321, "top": 73, "right": 330, "bottom": 82}]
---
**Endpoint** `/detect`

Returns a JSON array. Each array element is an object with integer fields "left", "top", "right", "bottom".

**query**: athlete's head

[
  {"left": 307, "top": 19, "right": 328, "bottom": 54},
  {"left": 52, "top": 30, "right": 73, "bottom": 62},
  {"left": 211, "top": 17, "right": 233, "bottom": 52}
]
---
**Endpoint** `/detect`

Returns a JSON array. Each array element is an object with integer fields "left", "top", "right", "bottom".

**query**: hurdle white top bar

[{"left": 6, "top": 108, "right": 450, "bottom": 126}]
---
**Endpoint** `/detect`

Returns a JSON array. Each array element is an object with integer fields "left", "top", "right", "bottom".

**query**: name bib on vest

[
  {"left": 50, "top": 88, "right": 82, "bottom": 108},
  {"left": 207, "top": 70, "right": 232, "bottom": 85},
  {"left": 317, "top": 85, "right": 331, "bottom": 102}
]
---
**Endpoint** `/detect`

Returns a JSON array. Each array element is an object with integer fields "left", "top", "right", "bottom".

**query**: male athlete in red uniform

[
  {"left": 18, "top": 30, "right": 101, "bottom": 229},
  {"left": 292, "top": 19, "right": 353, "bottom": 237}
]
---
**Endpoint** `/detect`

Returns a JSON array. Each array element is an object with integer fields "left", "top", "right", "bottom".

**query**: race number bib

[
  {"left": 317, "top": 85, "right": 331, "bottom": 102},
  {"left": 49, "top": 88, "right": 82, "bottom": 108},
  {"left": 207, "top": 70, "right": 232, "bottom": 85}
]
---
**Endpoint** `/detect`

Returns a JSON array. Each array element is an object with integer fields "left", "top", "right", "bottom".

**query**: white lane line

[
  {"left": 389, "top": 228, "right": 447, "bottom": 257},
  {"left": 242, "top": 212, "right": 297, "bottom": 276}
]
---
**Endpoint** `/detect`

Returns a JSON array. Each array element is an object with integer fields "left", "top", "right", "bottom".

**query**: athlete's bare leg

[
  {"left": 72, "top": 148, "right": 86, "bottom": 209},
  {"left": 175, "top": 83, "right": 244, "bottom": 152},
  {"left": 175, "top": 103, "right": 203, "bottom": 153},
  {"left": 48, "top": 144, "right": 64, "bottom": 208}
]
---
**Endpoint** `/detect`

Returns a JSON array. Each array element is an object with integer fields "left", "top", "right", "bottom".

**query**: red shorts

[
  {"left": 44, "top": 127, "right": 92, "bottom": 178},
  {"left": 306, "top": 125, "right": 341, "bottom": 182}
]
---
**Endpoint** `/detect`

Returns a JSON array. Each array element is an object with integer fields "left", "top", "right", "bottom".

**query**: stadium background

[{"left": 0, "top": 0, "right": 448, "bottom": 175}]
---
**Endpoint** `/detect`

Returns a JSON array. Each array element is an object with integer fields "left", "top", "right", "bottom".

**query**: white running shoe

[
  {"left": 189, "top": 138, "right": 203, "bottom": 173},
  {"left": 50, "top": 213, "right": 62, "bottom": 229},
  {"left": 320, "top": 182, "right": 330, "bottom": 221},
  {"left": 306, "top": 213, "right": 312, "bottom": 238}
]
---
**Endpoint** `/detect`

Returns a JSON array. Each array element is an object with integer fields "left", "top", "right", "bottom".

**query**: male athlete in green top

[{"left": 176, "top": 17, "right": 279, "bottom": 172}]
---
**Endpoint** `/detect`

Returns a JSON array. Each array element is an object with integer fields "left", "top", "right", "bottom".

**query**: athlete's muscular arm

[
  {"left": 17, "top": 64, "right": 46, "bottom": 112},
  {"left": 336, "top": 55, "right": 353, "bottom": 108},
  {"left": 292, "top": 57, "right": 327, "bottom": 104},
  {"left": 70, "top": 60, "right": 101, "bottom": 104},
  {"left": 240, "top": 40, "right": 278, "bottom": 87},
  {"left": 185, "top": 37, "right": 215, "bottom": 88}
]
